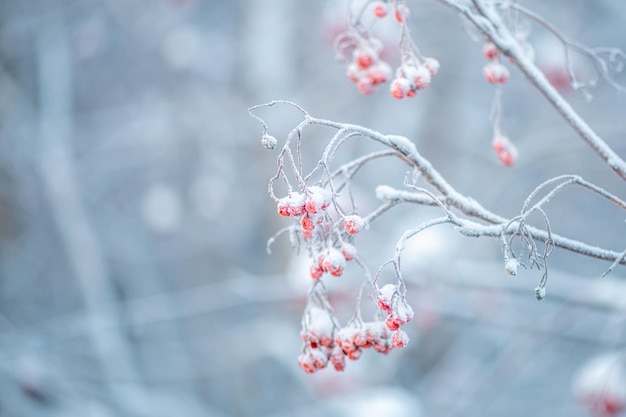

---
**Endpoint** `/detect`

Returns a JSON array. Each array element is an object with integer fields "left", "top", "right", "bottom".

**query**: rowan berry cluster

[
  {"left": 337, "top": 1, "right": 439, "bottom": 99},
  {"left": 276, "top": 186, "right": 365, "bottom": 279},
  {"left": 298, "top": 301, "right": 411, "bottom": 374}
]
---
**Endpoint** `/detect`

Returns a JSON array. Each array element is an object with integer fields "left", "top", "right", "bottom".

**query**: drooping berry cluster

[
  {"left": 298, "top": 303, "right": 411, "bottom": 374},
  {"left": 376, "top": 283, "right": 414, "bottom": 340},
  {"left": 389, "top": 58, "right": 439, "bottom": 99},
  {"left": 336, "top": 1, "right": 439, "bottom": 99},
  {"left": 482, "top": 42, "right": 510, "bottom": 84}
]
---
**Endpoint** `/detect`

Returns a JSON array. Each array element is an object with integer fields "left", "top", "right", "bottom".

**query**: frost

[{"left": 505, "top": 258, "right": 519, "bottom": 276}]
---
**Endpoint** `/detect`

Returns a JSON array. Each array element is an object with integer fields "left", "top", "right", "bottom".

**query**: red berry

[
  {"left": 385, "top": 315, "right": 401, "bottom": 331},
  {"left": 492, "top": 135, "right": 518, "bottom": 167},
  {"left": 423, "top": 57, "right": 440, "bottom": 75},
  {"left": 390, "top": 77, "right": 411, "bottom": 99},
  {"left": 344, "top": 215, "right": 365, "bottom": 234},
  {"left": 301, "top": 214, "right": 316, "bottom": 232},
  {"left": 358, "top": 79, "right": 375, "bottom": 95},
  {"left": 394, "top": 5, "right": 410, "bottom": 22},
  {"left": 341, "top": 243, "right": 357, "bottom": 261},
  {"left": 484, "top": 62, "right": 509, "bottom": 84},
  {"left": 277, "top": 200, "right": 290, "bottom": 217},
  {"left": 347, "top": 348, "right": 362, "bottom": 361},
  {"left": 298, "top": 353, "right": 316, "bottom": 374},
  {"left": 372, "top": 2, "right": 388, "bottom": 18},
  {"left": 330, "top": 347, "right": 346, "bottom": 371},
  {"left": 309, "top": 264, "right": 324, "bottom": 279},
  {"left": 322, "top": 249, "right": 346, "bottom": 277},
  {"left": 482, "top": 42, "right": 499, "bottom": 60},
  {"left": 392, "top": 329, "right": 410, "bottom": 348},
  {"left": 354, "top": 48, "right": 375, "bottom": 69}
]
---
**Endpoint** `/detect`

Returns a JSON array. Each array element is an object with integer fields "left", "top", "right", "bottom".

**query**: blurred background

[{"left": 0, "top": 0, "right": 625, "bottom": 416}]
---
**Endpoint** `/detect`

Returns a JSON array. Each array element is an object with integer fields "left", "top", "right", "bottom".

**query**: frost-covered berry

[
  {"left": 330, "top": 346, "right": 346, "bottom": 371},
  {"left": 310, "top": 348, "right": 329, "bottom": 369},
  {"left": 354, "top": 48, "right": 376, "bottom": 69},
  {"left": 372, "top": 1, "right": 388, "bottom": 18},
  {"left": 402, "top": 65, "right": 431, "bottom": 89},
  {"left": 278, "top": 192, "right": 305, "bottom": 217},
  {"left": 394, "top": 5, "right": 410, "bottom": 22},
  {"left": 573, "top": 353, "right": 626, "bottom": 417},
  {"left": 305, "top": 186, "right": 331, "bottom": 214},
  {"left": 341, "top": 243, "right": 357, "bottom": 261},
  {"left": 377, "top": 284, "right": 397, "bottom": 313},
  {"left": 322, "top": 248, "right": 346, "bottom": 277},
  {"left": 344, "top": 215, "right": 365, "bottom": 234},
  {"left": 392, "top": 329, "right": 410, "bottom": 348},
  {"left": 310, "top": 263, "right": 324, "bottom": 279},
  {"left": 358, "top": 79, "right": 375, "bottom": 95},
  {"left": 347, "top": 348, "right": 363, "bottom": 361},
  {"left": 385, "top": 315, "right": 401, "bottom": 331},
  {"left": 484, "top": 62, "right": 510, "bottom": 84},
  {"left": 390, "top": 77, "right": 412, "bottom": 99},
  {"left": 423, "top": 57, "right": 440, "bottom": 75},
  {"left": 261, "top": 133, "right": 277, "bottom": 150},
  {"left": 301, "top": 214, "right": 316, "bottom": 232},
  {"left": 492, "top": 135, "right": 518, "bottom": 167},
  {"left": 367, "top": 62, "right": 392, "bottom": 85},
  {"left": 298, "top": 352, "right": 316, "bottom": 374},
  {"left": 505, "top": 258, "right": 519, "bottom": 276},
  {"left": 482, "top": 42, "right": 499, "bottom": 60}
]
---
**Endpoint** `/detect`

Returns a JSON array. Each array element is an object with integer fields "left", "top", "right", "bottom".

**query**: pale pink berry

[
  {"left": 484, "top": 62, "right": 510, "bottom": 84},
  {"left": 304, "top": 186, "right": 331, "bottom": 214},
  {"left": 492, "top": 135, "right": 518, "bottom": 167},
  {"left": 298, "top": 352, "right": 316, "bottom": 374},
  {"left": 403, "top": 65, "right": 431, "bottom": 89},
  {"left": 344, "top": 215, "right": 365, "bottom": 234},
  {"left": 390, "top": 77, "right": 411, "bottom": 99},
  {"left": 394, "top": 5, "right": 410, "bottom": 22},
  {"left": 277, "top": 199, "right": 290, "bottom": 217},
  {"left": 310, "top": 349, "right": 329, "bottom": 369},
  {"left": 322, "top": 248, "right": 346, "bottom": 277},
  {"left": 341, "top": 243, "right": 357, "bottom": 261},
  {"left": 347, "top": 348, "right": 362, "bottom": 361},
  {"left": 372, "top": 1, "right": 388, "bottom": 18},
  {"left": 423, "top": 57, "right": 440, "bottom": 75},
  {"left": 392, "top": 329, "right": 410, "bottom": 348},
  {"left": 367, "top": 62, "right": 392, "bottom": 85},
  {"left": 482, "top": 42, "right": 499, "bottom": 60},
  {"left": 377, "top": 284, "right": 396, "bottom": 313},
  {"left": 346, "top": 63, "right": 364, "bottom": 84},
  {"left": 358, "top": 79, "right": 375, "bottom": 95},
  {"left": 330, "top": 346, "right": 346, "bottom": 371},
  {"left": 406, "top": 88, "right": 417, "bottom": 98},
  {"left": 354, "top": 48, "right": 376, "bottom": 69}
]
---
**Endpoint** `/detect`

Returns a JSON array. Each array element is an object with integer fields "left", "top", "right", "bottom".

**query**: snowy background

[{"left": 0, "top": 0, "right": 625, "bottom": 416}]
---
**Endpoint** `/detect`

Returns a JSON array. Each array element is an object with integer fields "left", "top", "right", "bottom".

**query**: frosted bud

[
  {"left": 261, "top": 133, "right": 277, "bottom": 150},
  {"left": 505, "top": 258, "right": 519, "bottom": 276},
  {"left": 535, "top": 286, "right": 546, "bottom": 301}
]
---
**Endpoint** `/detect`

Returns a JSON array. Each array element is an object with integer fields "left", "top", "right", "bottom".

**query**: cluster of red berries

[
  {"left": 341, "top": 1, "right": 439, "bottom": 98},
  {"left": 276, "top": 186, "right": 366, "bottom": 279},
  {"left": 492, "top": 134, "right": 518, "bottom": 167},
  {"left": 376, "top": 283, "right": 414, "bottom": 339},
  {"left": 345, "top": 38, "right": 393, "bottom": 96},
  {"left": 482, "top": 42, "right": 510, "bottom": 84},
  {"left": 298, "top": 306, "right": 410, "bottom": 374},
  {"left": 389, "top": 58, "right": 439, "bottom": 99}
]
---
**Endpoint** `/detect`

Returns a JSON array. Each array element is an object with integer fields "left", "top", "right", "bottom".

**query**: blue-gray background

[{"left": 0, "top": 0, "right": 625, "bottom": 416}]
